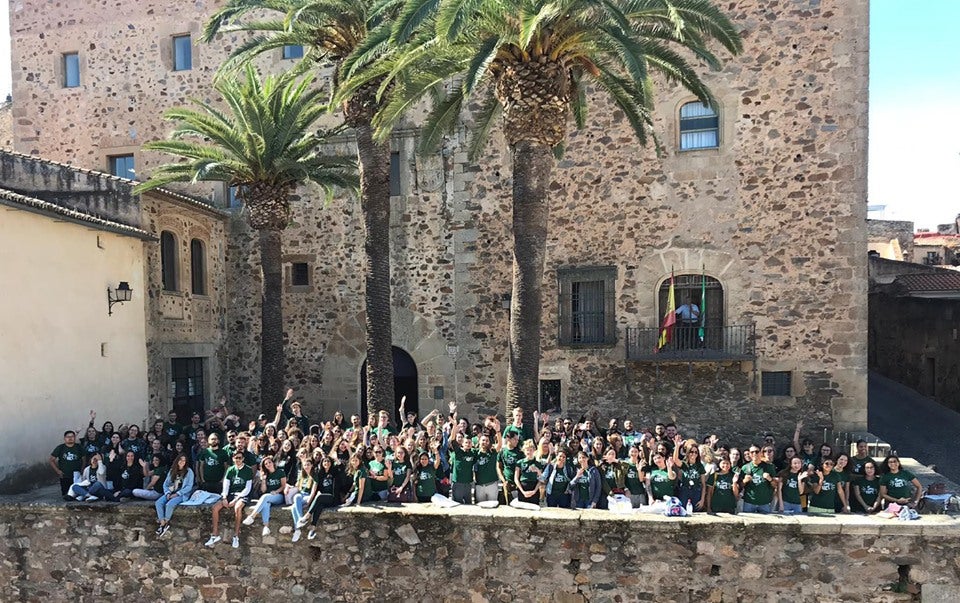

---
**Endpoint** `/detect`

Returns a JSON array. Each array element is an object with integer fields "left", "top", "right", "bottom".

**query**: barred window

[
  {"left": 679, "top": 101, "right": 719, "bottom": 150},
  {"left": 558, "top": 266, "right": 616, "bottom": 345},
  {"left": 761, "top": 371, "right": 792, "bottom": 396}
]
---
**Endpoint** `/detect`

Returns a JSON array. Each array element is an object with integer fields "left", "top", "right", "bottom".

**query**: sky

[{"left": 0, "top": 0, "right": 957, "bottom": 229}]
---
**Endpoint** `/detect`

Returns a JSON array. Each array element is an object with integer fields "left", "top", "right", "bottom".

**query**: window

[
  {"left": 558, "top": 266, "right": 616, "bottom": 345},
  {"left": 540, "top": 379, "right": 562, "bottom": 412},
  {"left": 282, "top": 45, "right": 304, "bottom": 59},
  {"left": 173, "top": 35, "right": 193, "bottom": 71},
  {"left": 63, "top": 53, "right": 80, "bottom": 88},
  {"left": 109, "top": 154, "right": 135, "bottom": 180},
  {"left": 291, "top": 262, "right": 310, "bottom": 286},
  {"left": 761, "top": 371, "right": 792, "bottom": 396},
  {"left": 190, "top": 239, "right": 207, "bottom": 295},
  {"left": 679, "top": 101, "right": 719, "bottom": 150},
  {"left": 160, "top": 231, "right": 178, "bottom": 291},
  {"left": 658, "top": 273, "right": 724, "bottom": 348},
  {"left": 389, "top": 151, "right": 401, "bottom": 197},
  {"left": 924, "top": 251, "right": 941, "bottom": 265},
  {"left": 171, "top": 357, "right": 205, "bottom": 422},
  {"left": 226, "top": 184, "right": 242, "bottom": 208}
]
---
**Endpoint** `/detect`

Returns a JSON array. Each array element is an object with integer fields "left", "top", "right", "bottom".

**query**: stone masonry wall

[
  {"left": 1, "top": 502, "right": 959, "bottom": 602},
  {"left": 9, "top": 0, "right": 870, "bottom": 440},
  {"left": 868, "top": 220, "right": 916, "bottom": 263}
]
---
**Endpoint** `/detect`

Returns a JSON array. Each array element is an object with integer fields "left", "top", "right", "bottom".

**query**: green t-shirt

[
  {"left": 808, "top": 471, "right": 843, "bottom": 510},
  {"left": 224, "top": 464, "right": 253, "bottom": 495},
  {"left": 856, "top": 477, "right": 880, "bottom": 509},
  {"left": 550, "top": 463, "right": 572, "bottom": 492},
  {"left": 264, "top": 469, "right": 285, "bottom": 493},
  {"left": 199, "top": 447, "right": 229, "bottom": 483},
  {"left": 474, "top": 449, "right": 499, "bottom": 485},
  {"left": 391, "top": 461, "right": 410, "bottom": 488},
  {"left": 415, "top": 464, "right": 437, "bottom": 498},
  {"left": 849, "top": 455, "right": 871, "bottom": 476},
  {"left": 516, "top": 458, "right": 545, "bottom": 486},
  {"left": 880, "top": 470, "right": 916, "bottom": 500},
  {"left": 649, "top": 468, "right": 676, "bottom": 501},
  {"left": 601, "top": 462, "right": 622, "bottom": 491},
  {"left": 781, "top": 471, "right": 804, "bottom": 505},
  {"left": 576, "top": 473, "right": 591, "bottom": 501},
  {"left": 163, "top": 422, "right": 182, "bottom": 441},
  {"left": 368, "top": 460, "right": 389, "bottom": 493},
  {"left": 625, "top": 462, "right": 645, "bottom": 493},
  {"left": 498, "top": 447, "right": 522, "bottom": 483},
  {"left": 680, "top": 461, "right": 706, "bottom": 489},
  {"left": 373, "top": 426, "right": 396, "bottom": 442},
  {"left": 151, "top": 466, "right": 169, "bottom": 494},
  {"left": 51, "top": 444, "right": 83, "bottom": 474},
  {"left": 352, "top": 467, "right": 376, "bottom": 501},
  {"left": 449, "top": 445, "right": 477, "bottom": 484},
  {"left": 742, "top": 462, "right": 776, "bottom": 506},
  {"left": 709, "top": 472, "right": 737, "bottom": 512},
  {"left": 317, "top": 472, "right": 337, "bottom": 496}
]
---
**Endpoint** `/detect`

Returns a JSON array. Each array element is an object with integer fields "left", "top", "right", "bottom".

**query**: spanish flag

[{"left": 657, "top": 271, "right": 676, "bottom": 350}]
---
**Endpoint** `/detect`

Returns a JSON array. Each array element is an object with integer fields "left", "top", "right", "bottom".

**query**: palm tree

[
  {"left": 203, "top": 0, "right": 402, "bottom": 420},
  {"left": 134, "top": 66, "right": 358, "bottom": 413},
  {"left": 359, "top": 0, "right": 742, "bottom": 426}
]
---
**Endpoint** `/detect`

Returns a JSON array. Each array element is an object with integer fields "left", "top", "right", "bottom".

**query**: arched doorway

[{"left": 360, "top": 346, "right": 419, "bottom": 425}]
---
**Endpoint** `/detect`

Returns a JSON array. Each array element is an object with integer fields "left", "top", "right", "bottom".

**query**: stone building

[
  {"left": 5, "top": 0, "right": 870, "bottom": 442},
  {"left": 914, "top": 231, "right": 960, "bottom": 268},
  {"left": 0, "top": 150, "right": 228, "bottom": 488},
  {"left": 869, "top": 256, "right": 960, "bottom": 411},
  {"left": 867, "top": 218, "right": 914, "bottom": 262}
]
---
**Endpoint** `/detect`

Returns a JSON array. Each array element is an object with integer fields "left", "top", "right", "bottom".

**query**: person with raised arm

[
  {"left": 497, "top": 430, "right": 522, "bottom": 504},
  {"left": 473, "top": 416, "right": 502, "bottom": 504},
  {"left": 807, "top": 456, "right": 849, "bottom": 514},
  {"left": 447, "top": 402, "right": 477, "bottom": 504}
]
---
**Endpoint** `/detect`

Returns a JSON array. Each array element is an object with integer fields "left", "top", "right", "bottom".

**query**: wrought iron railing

[{"left": 626, "top": 324, "right": 756, "bottom": 361}]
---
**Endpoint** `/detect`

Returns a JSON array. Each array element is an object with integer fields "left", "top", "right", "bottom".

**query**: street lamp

[{"left": 107, "top": 281, "right": 133, "bottom": 316}]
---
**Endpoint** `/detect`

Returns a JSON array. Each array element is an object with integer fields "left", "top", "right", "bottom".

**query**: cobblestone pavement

[{"left": 870, "top": 371, "right": 960, "bottom": 484}]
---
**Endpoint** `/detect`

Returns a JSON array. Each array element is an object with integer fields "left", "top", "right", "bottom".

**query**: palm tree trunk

[
  {"left": 505, "top": 140, "right": 553, "bottom": 430},
  {"left": 259, "top": 228, "right": 285, "bottom": 414},
  {"left": 355, "top": 123, "right": 395, "bottom": 420}
]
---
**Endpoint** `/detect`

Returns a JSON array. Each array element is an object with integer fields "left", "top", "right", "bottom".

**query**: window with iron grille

[
  {"left": 679, "top": 101, "right": 719, "bottom": 150},
  {"left": 558, "top": 266, "right": 616, "bottom": 345},
  {"left": 761, "top": 371, "right": 792, "bottom": 396},
  {"left": 173, "top": 35, "right": 192, "bottom": 71},
  {"left": 190, "top": 239, "right": 207, "bottom": 295}
]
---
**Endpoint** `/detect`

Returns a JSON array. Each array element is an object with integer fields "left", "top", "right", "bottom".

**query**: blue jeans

[
  {"left": 743, "top": 502, "right": 772, "bottom": 514},
  {"left": 291, "top": 492, "right": 309, "bottom": 526},
  {"left": 155, "top": 493, "right": 186, "bottom": 521},
  {"left": 70, "top": 481, "right": 111, "bottom": 499},
  {"left": 250, "top": 493, "right": 284, "bottom": 524},
  {"left": 782, "top": 502, "right": 803, "bottom": 514}
]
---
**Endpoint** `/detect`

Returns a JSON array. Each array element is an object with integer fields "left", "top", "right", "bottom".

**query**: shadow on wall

[{"left": 0, "top": 462, "right": 56, "bottom": 495}]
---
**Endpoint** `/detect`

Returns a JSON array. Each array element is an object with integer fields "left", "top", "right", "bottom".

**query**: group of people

[{"left": 49, "top": 394, "right": 927, "bottom": 548}]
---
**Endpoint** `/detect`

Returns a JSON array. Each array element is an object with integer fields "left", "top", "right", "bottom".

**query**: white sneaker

[
  {"left": 242, "top": 515, "right": 255, "bottom": 526},
  {"left": 86, "top": 495, "right": 98, "bottom": 502},
  {"left": 262, "top": 526, "right": 271, "bottom": 536},
  {"left": 204, "top": 535, "right": 221, "bottom": 547},
  {"left": 296, "top": 515, "right": 311, "bottom": 528},
  {"left": 292, "top": 529, "right": 301, "bottom": 543},
  {"left": 232, "top": 536, "right": 239, "bottom": 549},
  {"left": 307, "top": 529, "right": 316, "bottom": 540}
]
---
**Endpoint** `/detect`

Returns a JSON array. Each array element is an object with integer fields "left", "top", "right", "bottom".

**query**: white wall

[{"left": 0, "top": 206, "right": 148, "bottom": 484}]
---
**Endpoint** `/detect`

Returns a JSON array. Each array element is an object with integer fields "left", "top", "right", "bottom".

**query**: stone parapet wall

[{"left": 1, "top": 501, "right": 958, "bottom": 602}]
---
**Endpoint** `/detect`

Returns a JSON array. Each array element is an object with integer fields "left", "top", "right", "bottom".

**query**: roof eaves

[{"left": 0, "top": 188, "right": 156, "bottom": 241}]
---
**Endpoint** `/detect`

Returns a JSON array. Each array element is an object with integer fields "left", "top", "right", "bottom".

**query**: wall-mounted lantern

[{"left": 107, "top": 281, "right": 133, "bottom": 316}]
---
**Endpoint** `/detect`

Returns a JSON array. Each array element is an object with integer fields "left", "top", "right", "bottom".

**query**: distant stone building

[
  {"left": 869, "top": 256, "right": 960, "bottom": 411},
  {"left": 867, "top": 219, "right": 914, "bottom": 262},
  {"left": 0, "top": 150, "right": 228, "bottom": 488},
  {"left": 4, "top": 0, "right": 870, "bottom": 443},
  {"left": 914, "top": 230, "right": 960, "bottom": 268}
]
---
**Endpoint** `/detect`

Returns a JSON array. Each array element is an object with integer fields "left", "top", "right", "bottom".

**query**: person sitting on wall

[{"left": 205, "top": 451, "right": 253, "bottom": 549}]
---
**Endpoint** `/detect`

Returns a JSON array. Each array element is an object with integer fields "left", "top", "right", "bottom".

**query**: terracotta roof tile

[
  {"left": 0, "top": 187, "right": 155, "bottom": 240},
  {"left": 893, "top": 272, "right": 960, "bottom": 292}
]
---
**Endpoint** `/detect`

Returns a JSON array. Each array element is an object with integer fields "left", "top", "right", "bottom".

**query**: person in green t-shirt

[
  {"left": 879, "top": 456, "right": 921, "bottom": 508},
  {"left": 473, "top": 427, "right": 502, "bottom": 504},
  {"left": 776, "top": 457, "right": 807, "bottom": 513},
  {"left": 387, "top": 446, "right": 413, "bottom": 502},
  {"left": 132, "top": 454, "right": 167, "bottom": 501},
  {"left": 162, "top": 410, "right": 183, "bottom": 445},
  {"left": 243, "top": 456, "right": 287, "bottom": 535},
  {"left": 50, "top": 430, "right": 83, "bottom": 499},
  {"left": 853, "top": 460, "right": 882, "bottom": 513},
  {"left": 497, "top": 431, "right": 522, "bottom": 503},
  {"left": 514, "top": 441, "right": 546, "bottom": 505},
  {"left": 197, "top": 434, "right": 230, "bottom": 493},
  {"left": 707, "top": 458, "right": 739, "bottom": 514},
  {"left": 205, "top": 452, "right": 252, "bottom": 548},
  {"left": 367, "top": 445, "right": 394, "bottom": 501},
  {"left": 624, "top": 445, "right": 648, "bottom": 507},
  {"left": 448, "top": 412, "right": 477, "bottom": 504},
  {"left": 502, "top": 407, "right": 534, "bottom": 445},
  {"left": 648, "top": 453, "right": 678, "bottom": 502},
  {"left": 741, "top": 447, "right": 777, "bottom": 514},
  {"left": 849, "top": 440, "right": 872, "bottom": 477},
  {"left": 414, "top": 446, "right": 441, "bottom": 502},
  {"left": 807, "top": 457, "right": 848, "bottom": 514}
]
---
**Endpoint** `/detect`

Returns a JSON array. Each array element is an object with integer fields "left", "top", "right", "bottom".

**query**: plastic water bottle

[{"left": 686, "top": 499, "right": 694, "bottom": 515}]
